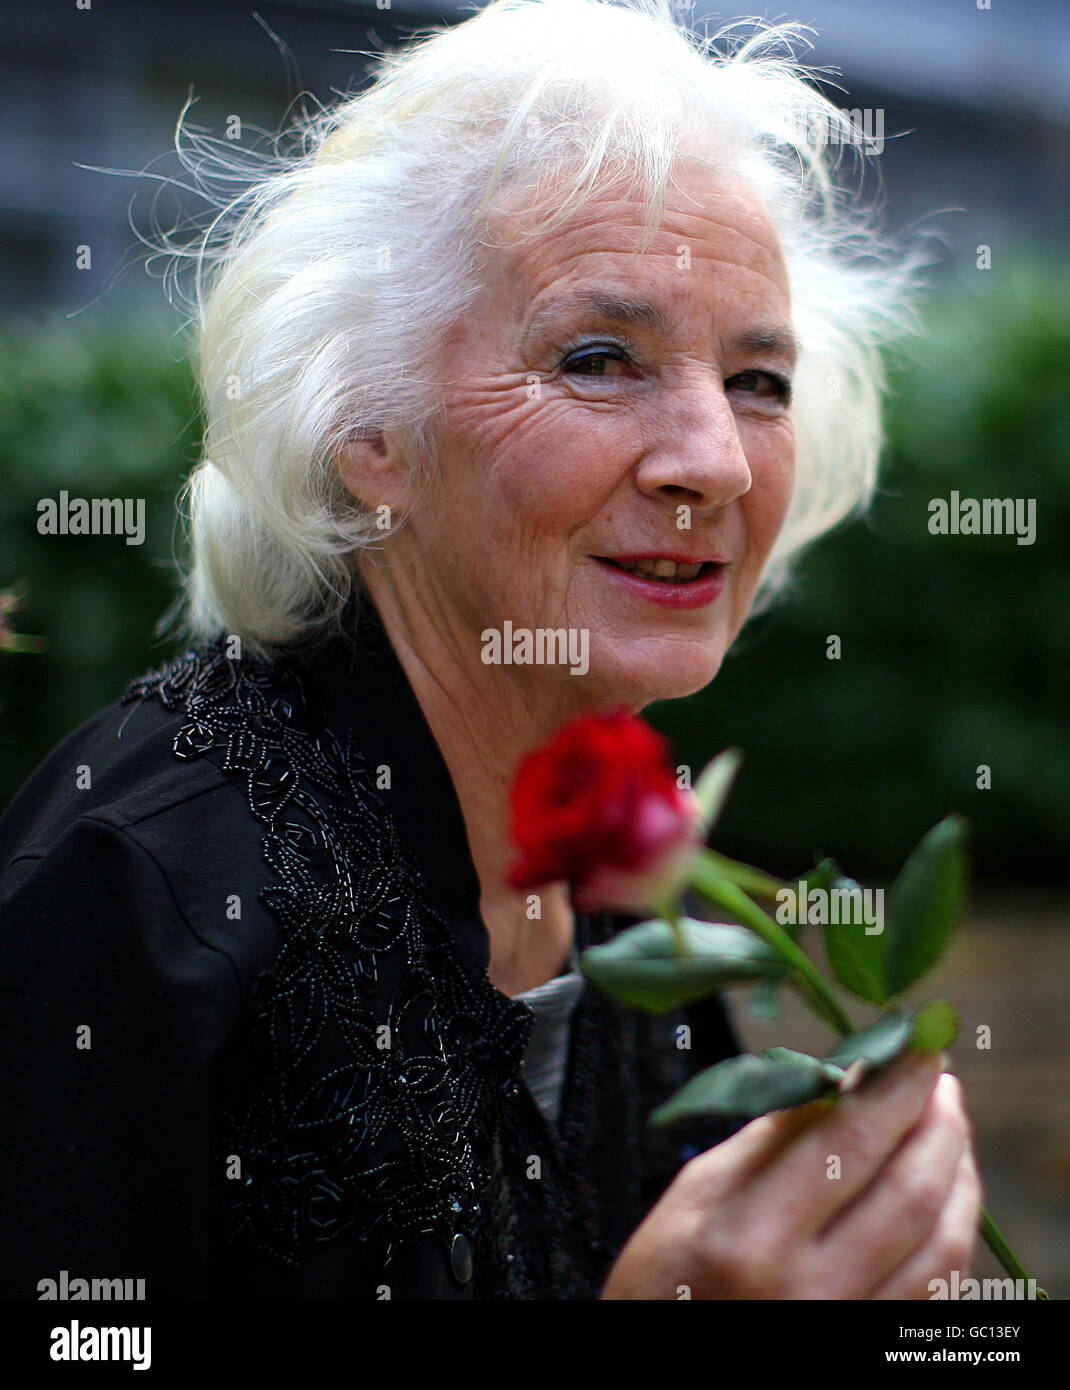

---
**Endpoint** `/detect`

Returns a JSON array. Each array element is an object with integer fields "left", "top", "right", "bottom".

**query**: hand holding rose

[{"left": 506, "top": 707, "right": 1043, "bottom": 1299}]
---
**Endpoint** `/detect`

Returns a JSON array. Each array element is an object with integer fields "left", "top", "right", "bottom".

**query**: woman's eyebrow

[
  {"left": 520, "top": 287, "right": 799, "bottom": 361},
  {"left": 732, "top": 326, "right": 801, "bottom": 363},
  {"left": 520, "top": 288, "right": 672, "bottom": 348}
]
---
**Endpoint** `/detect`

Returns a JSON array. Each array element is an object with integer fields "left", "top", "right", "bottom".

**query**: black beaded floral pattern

[{"left": 121, "top": 635, "right": 708, "bottom": 1298}]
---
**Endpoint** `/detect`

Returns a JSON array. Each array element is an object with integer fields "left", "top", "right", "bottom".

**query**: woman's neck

[{"left": 363, "top": 575, "right": 578, "bottom": 997}]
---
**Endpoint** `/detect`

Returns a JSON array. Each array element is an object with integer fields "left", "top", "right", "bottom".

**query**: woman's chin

[{"left": 587, "top": 646, "right": 726, "bottom": 708}]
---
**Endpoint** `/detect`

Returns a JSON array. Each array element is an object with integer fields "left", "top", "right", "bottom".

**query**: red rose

[{"left": 506, "top": 707, "right": 702, "bottom": 914}]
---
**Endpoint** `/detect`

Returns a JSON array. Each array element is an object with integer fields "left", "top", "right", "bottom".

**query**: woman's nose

[{"left": 633, "top": 386, "right": 753, "bottom": 511}]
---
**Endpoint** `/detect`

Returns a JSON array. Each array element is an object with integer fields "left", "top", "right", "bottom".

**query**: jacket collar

[
  {"left": 286, "top": 593, "right": 630, "bottom": 985},
  {"left": 286, "top": 592, "right": 497, "bottom": 980}
]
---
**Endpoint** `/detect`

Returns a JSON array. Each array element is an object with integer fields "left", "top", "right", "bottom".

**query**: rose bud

[{"left": 505, "top": 707, "right": 703, "bottom": 915}]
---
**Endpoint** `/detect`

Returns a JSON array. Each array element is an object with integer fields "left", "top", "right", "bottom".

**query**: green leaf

[
  {"left": 886, "top": 816, "right": 968, "bottom": 997},
  {"left": 649, "top": 1053, "right": 839, "bottom": 1126},
  {"left": 580, "top": 918, "right": 788, "bottom": 1014},
  {"left": 761, "top": 1046, "right": 846, "bottom": 1082},
  {"left": 821, "top": 875, "right": 889, "bottom": 1005},
  {"left": 693, "top": 748, "right": 743, "bottom": 834},
  {"left": 824, "top": 1011, "right": 915, "bottom": 1070},
  {"left": 749, "top": 976, "right": 780, "bottom": 1020},
  {"left": 911, "top": 998, "right": 959, "bottom": 1052}
]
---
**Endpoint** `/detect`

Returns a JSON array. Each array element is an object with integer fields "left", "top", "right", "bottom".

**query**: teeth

[{"left": 615, "top": 558, "right": 705, "bottom": 583}]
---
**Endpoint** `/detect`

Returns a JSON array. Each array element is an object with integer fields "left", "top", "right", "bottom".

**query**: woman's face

[{"left": 387, "top": 164, "right": 796, "bottom": 708}]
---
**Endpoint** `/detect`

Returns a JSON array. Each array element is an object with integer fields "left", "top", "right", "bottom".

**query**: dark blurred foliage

[
  {"left": 2, "top": 262, "right": 1068, "bottom": 884},
  {"left": 0, "top": 314, "right": 197, "bottom": 778}
]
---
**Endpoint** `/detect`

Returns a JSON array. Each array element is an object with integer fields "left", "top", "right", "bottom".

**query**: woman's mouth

[{"left": 594, "top": 554, "right": 728, "bottom": 609}]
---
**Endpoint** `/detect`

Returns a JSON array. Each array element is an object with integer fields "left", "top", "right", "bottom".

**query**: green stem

[
  {"left": 656, "top": 899, "right": 689, "bottom": 958},
  {"left": 700, "top": 849, "right": 787, "bottom": 902},
  {"left": 690, "top": 853, "right": 855, "bottom": 1035},
  {"left": 979, "top": 1209, "right": 1049, "bottom": 1299}
]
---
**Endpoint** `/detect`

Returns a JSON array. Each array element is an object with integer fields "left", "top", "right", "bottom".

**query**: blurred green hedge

[
  {"left": 2, "top": 263, "right": 1068, "bottom": 883},
  {"left": 0, "top": 314, "right": 197, "bottom": 777}
]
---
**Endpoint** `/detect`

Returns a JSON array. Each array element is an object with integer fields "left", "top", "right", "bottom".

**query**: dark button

[{"left": 449, "top": 1233, "right": 473, "bottom": 1285}]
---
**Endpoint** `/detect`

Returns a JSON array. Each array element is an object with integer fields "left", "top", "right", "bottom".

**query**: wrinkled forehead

[{"left": 480, "top": 162, "right": 791, "bottom": 325}]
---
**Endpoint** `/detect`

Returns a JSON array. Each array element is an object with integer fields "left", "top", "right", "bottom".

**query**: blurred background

[{"left": 0, "top": 0, "right": 1067, "bottom": 1296}]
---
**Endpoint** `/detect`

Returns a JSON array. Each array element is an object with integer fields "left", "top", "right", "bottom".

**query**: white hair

[{"left": 148, "top": 0, "right": 926, "bottom": 659}]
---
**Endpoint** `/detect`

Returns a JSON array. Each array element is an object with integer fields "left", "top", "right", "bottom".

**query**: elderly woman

[{"left": 0, "top": 0, "right": 979, "bottom": 1300}]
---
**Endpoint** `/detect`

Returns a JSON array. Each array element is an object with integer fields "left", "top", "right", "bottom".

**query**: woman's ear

[{"left": 335, "top": 428, "right": 415, "bottom": 519}]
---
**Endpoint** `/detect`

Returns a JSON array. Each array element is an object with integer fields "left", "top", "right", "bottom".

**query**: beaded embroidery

[{"left": 120, "top": 634, "right": 698, "bottom": 1298}]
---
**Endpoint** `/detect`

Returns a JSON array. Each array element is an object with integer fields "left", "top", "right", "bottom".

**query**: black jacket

[{"left": 0, "top": 596, "right": 742, "bottom": 1299}]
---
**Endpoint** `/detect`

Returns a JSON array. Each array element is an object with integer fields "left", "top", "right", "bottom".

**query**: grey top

[{"left": 513, "top": 945, "right": 586, "bottom": 1128}]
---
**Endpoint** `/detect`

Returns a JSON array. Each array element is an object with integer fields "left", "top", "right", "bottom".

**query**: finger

[
  {"left": 810, "top": 1074, "right": 967, "bottom": 1297},
  {"left": 684, "top": 1093, "right": 837, "bottom": 1195},
  {"left": 867, "top": 1141, "right": 983, "bottom": 1300},
  {"left": 738, "top": 1048, "right": 946, "bottom": 1240}
]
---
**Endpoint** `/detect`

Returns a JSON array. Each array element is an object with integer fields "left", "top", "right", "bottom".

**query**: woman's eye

[
  {"left": 727, "top": 370, "right": 792, "bottom": 403},
  {"left": 561, "top": 347, "right": 629, "bottom": 377}
]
